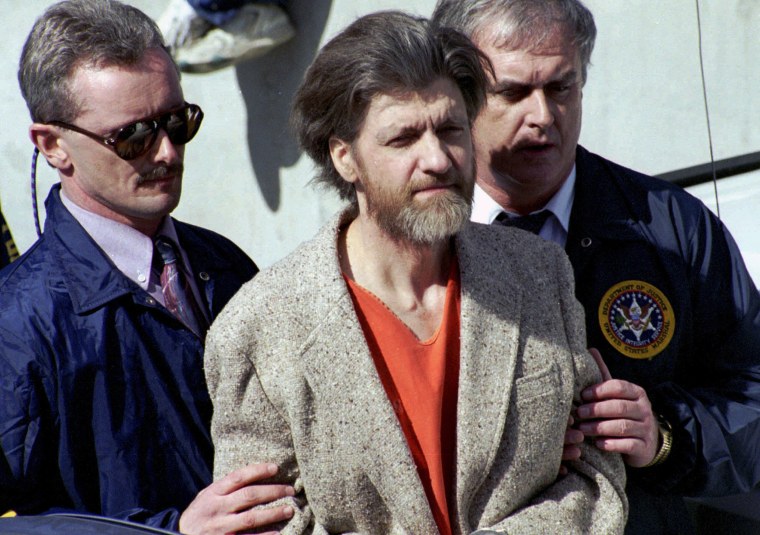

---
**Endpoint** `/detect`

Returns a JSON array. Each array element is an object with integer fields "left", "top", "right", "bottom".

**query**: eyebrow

[
  {"left": 492, "top": 69, "right": 579, "bottom": 92},
  {"left": 375, "top": 113, "right": 468, "bottom": 142}
]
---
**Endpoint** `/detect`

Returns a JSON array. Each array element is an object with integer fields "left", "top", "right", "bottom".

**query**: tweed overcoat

[{"left": 205, "top": 211, "right": 627, "bottom": 534}]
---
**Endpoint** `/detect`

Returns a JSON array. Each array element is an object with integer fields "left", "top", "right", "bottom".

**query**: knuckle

[
  {"left": 240, "top": 506, "right": 284, "bottom": 529},
  {"left": 241, "top": 485, "right": 263, "bottom": 504},
  {"left": 611, "top": 399, "right": 626, "bottom": 415},
  {"left": 225, "top": 471, "right": 246, "bottom": 488},
  {"left": 239, "top": 510, "right": 263, "bottom": 530},
  {"left": 618, "top": 419, "right": 633, "bottom": 436},
  {"left": 635, "top": 387, "right": 651, "bottom": 404}
]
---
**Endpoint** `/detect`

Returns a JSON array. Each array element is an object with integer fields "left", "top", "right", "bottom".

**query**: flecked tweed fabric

[{"left": 205, "top": 210, "right": 628, "bottom": 534}]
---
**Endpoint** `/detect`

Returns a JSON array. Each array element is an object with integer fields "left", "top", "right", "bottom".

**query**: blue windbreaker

[
  {"left": 570, "top": 146, "right": 760, "bottom": 533},
  {"left": 0, "top": 185, "right": 257, "bottom": 529}
]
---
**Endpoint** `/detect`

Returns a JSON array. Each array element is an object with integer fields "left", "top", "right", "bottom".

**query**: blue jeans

[{"left": 188, "top": 0, "right": 287, "bottom": 26}]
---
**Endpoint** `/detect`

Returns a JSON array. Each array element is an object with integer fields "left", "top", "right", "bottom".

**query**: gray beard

[{"left": 369, "top": 187, "right": 472, "bottom": 246}]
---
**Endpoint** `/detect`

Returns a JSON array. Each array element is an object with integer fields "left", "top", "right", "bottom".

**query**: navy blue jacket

[
  {"left": 569, "top": 146, "right": 760, "bottom": 532},
  {"left": 0, "top": 185, "right": 257, "bottom": 529}
]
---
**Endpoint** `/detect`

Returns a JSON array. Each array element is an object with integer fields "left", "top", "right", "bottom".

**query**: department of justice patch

[{"left": 598, "top": 280, "right": 675, "bottom": 359}]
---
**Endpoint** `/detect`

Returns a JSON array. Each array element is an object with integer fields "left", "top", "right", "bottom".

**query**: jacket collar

[
  {"left": 44, "top": 185, "right": 137, "bottom": 314},
  {"left": 43, "top": 184, "right": 234, "bottom": 316},
  {"left": 566, "top": 146, "right": 646, "bottom": 272},
  {"left": 570, "top": 145, "right": 645, "bottom": 240},
  {"left": 174, "top": 221, "right": 239, "bottom": 283}
]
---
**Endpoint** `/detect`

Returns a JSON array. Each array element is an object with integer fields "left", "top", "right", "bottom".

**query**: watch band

[{"left": 643, "top": 413, "right": 673, "bottom": 468}]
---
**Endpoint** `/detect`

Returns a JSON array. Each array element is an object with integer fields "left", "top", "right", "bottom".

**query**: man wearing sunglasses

[{"left": 0, "top": 1, "right": 293, "bottom": 534}]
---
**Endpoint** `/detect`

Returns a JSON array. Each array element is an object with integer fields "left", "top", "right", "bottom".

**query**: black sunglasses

[{"left": 45, "top": 102, "right": 204, "bottom": 160}]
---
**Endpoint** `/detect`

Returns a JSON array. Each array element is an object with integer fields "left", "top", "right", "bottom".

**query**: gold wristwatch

[{"left": 643, "top": 413, "right": 673, "bottom": 468}]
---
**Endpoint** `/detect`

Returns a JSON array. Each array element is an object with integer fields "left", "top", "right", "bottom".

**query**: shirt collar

[
  {"left": 470, "top": 165, "right": 576, "bottom": 234},
  {"left": 471, "top": 182, "right": 506, "bottom": 225},
  {"left": 543, "top": 165, "right": 576, "bottom": 235},
  {"left": 60, "top": 189, "right": 179, "bottom": 292}
]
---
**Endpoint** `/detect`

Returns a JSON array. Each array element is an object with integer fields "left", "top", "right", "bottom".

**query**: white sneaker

[
  {"left": 175, "top": 3, "right": 296, "bottom": 73},
  {"left": 157, "top": 0, "right": 212, "bottom": 51}
]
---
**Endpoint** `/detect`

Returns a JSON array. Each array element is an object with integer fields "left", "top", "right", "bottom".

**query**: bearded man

[{"left": 204, "top": 11, "right": 626, "bottom": 534}]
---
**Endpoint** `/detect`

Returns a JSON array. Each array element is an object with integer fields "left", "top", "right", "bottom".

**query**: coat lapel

[
  {"left": 453, "top": 226, "right": 522, "bottom": 524},
  {"left": 299, "top": 213, "right": 438, "bottom": 532}
]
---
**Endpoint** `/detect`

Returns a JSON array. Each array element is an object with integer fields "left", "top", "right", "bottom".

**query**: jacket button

[
  {"left": 199, "top": 272, "right": 210, "bottom": 281},
  {"left": 146, "top": 297, "right": 156, "bottom": 305},
  {"left": 581, "top": 237, "right": 592, "bottom": 248}
]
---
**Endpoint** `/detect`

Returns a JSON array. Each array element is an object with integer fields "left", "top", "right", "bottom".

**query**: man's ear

[
  {"left": 329, "top": 136, "right": 358, "bottom": 185},
  {"left": 29, "top": 124, "right": 71, "bottom": 171}
]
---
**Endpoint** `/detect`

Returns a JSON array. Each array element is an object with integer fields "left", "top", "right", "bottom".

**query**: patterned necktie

[
  {"left": 154, "top": 236, "right": 207, "bottom": 337},
  {"left": 494, "top": 210, "right": 551, "bottom": 235}
]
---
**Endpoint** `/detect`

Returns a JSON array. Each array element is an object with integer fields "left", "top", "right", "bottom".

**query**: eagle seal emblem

[{"left": 598, "top": 280, "right": 675, "bottom": 359}]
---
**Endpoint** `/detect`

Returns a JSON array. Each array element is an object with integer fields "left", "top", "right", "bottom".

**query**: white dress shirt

[{"left": 470, "top": 166, "right": 576, "bottom": 248}]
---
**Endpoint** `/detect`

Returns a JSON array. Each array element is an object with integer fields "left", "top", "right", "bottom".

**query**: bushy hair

[
  {"left": 19, "top": 0, "right": 175, "bottom": 123},
  {"left": 291, "top": 10, "right": 490, "bottom": 204},
  {"left": 432, "top": 0, "right": 596, "bottom": 84}
]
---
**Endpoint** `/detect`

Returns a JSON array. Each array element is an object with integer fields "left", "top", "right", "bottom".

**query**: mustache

[
  {"left": 137, "top": 163, "right": 183, "bottom": 184},
  {"left": 409, "top": 171, "right": 467, "bottom": 192}
]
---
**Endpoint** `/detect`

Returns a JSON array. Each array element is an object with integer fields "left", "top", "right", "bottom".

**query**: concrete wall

[{"left": 1, "top": 0, "right": 759, "bottom": 273}]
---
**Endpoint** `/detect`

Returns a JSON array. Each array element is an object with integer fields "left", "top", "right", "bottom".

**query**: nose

[
  {"left": 526, "top": 90, "right": 554, "bottom": 129},
  {"left": 152, "top": 127, "right": 182, "bottom": 163},
  {"left": 419, "top": 133, "right": 452, "bottom": 175}
]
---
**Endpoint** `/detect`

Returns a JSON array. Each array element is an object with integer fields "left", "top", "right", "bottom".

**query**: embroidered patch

[{"left": 598, "top": 280, "right": 675, "bottom": 359}]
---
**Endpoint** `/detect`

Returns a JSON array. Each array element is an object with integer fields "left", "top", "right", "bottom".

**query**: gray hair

[
  {"left": 19, "top": 0, "right": 175, "bottom": 123},
  {"left": 432, "top": 0, "right": 596, "bottom": 84},
  {"left": 291, "top": 10, "right": 490, "bottom": 204}
]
